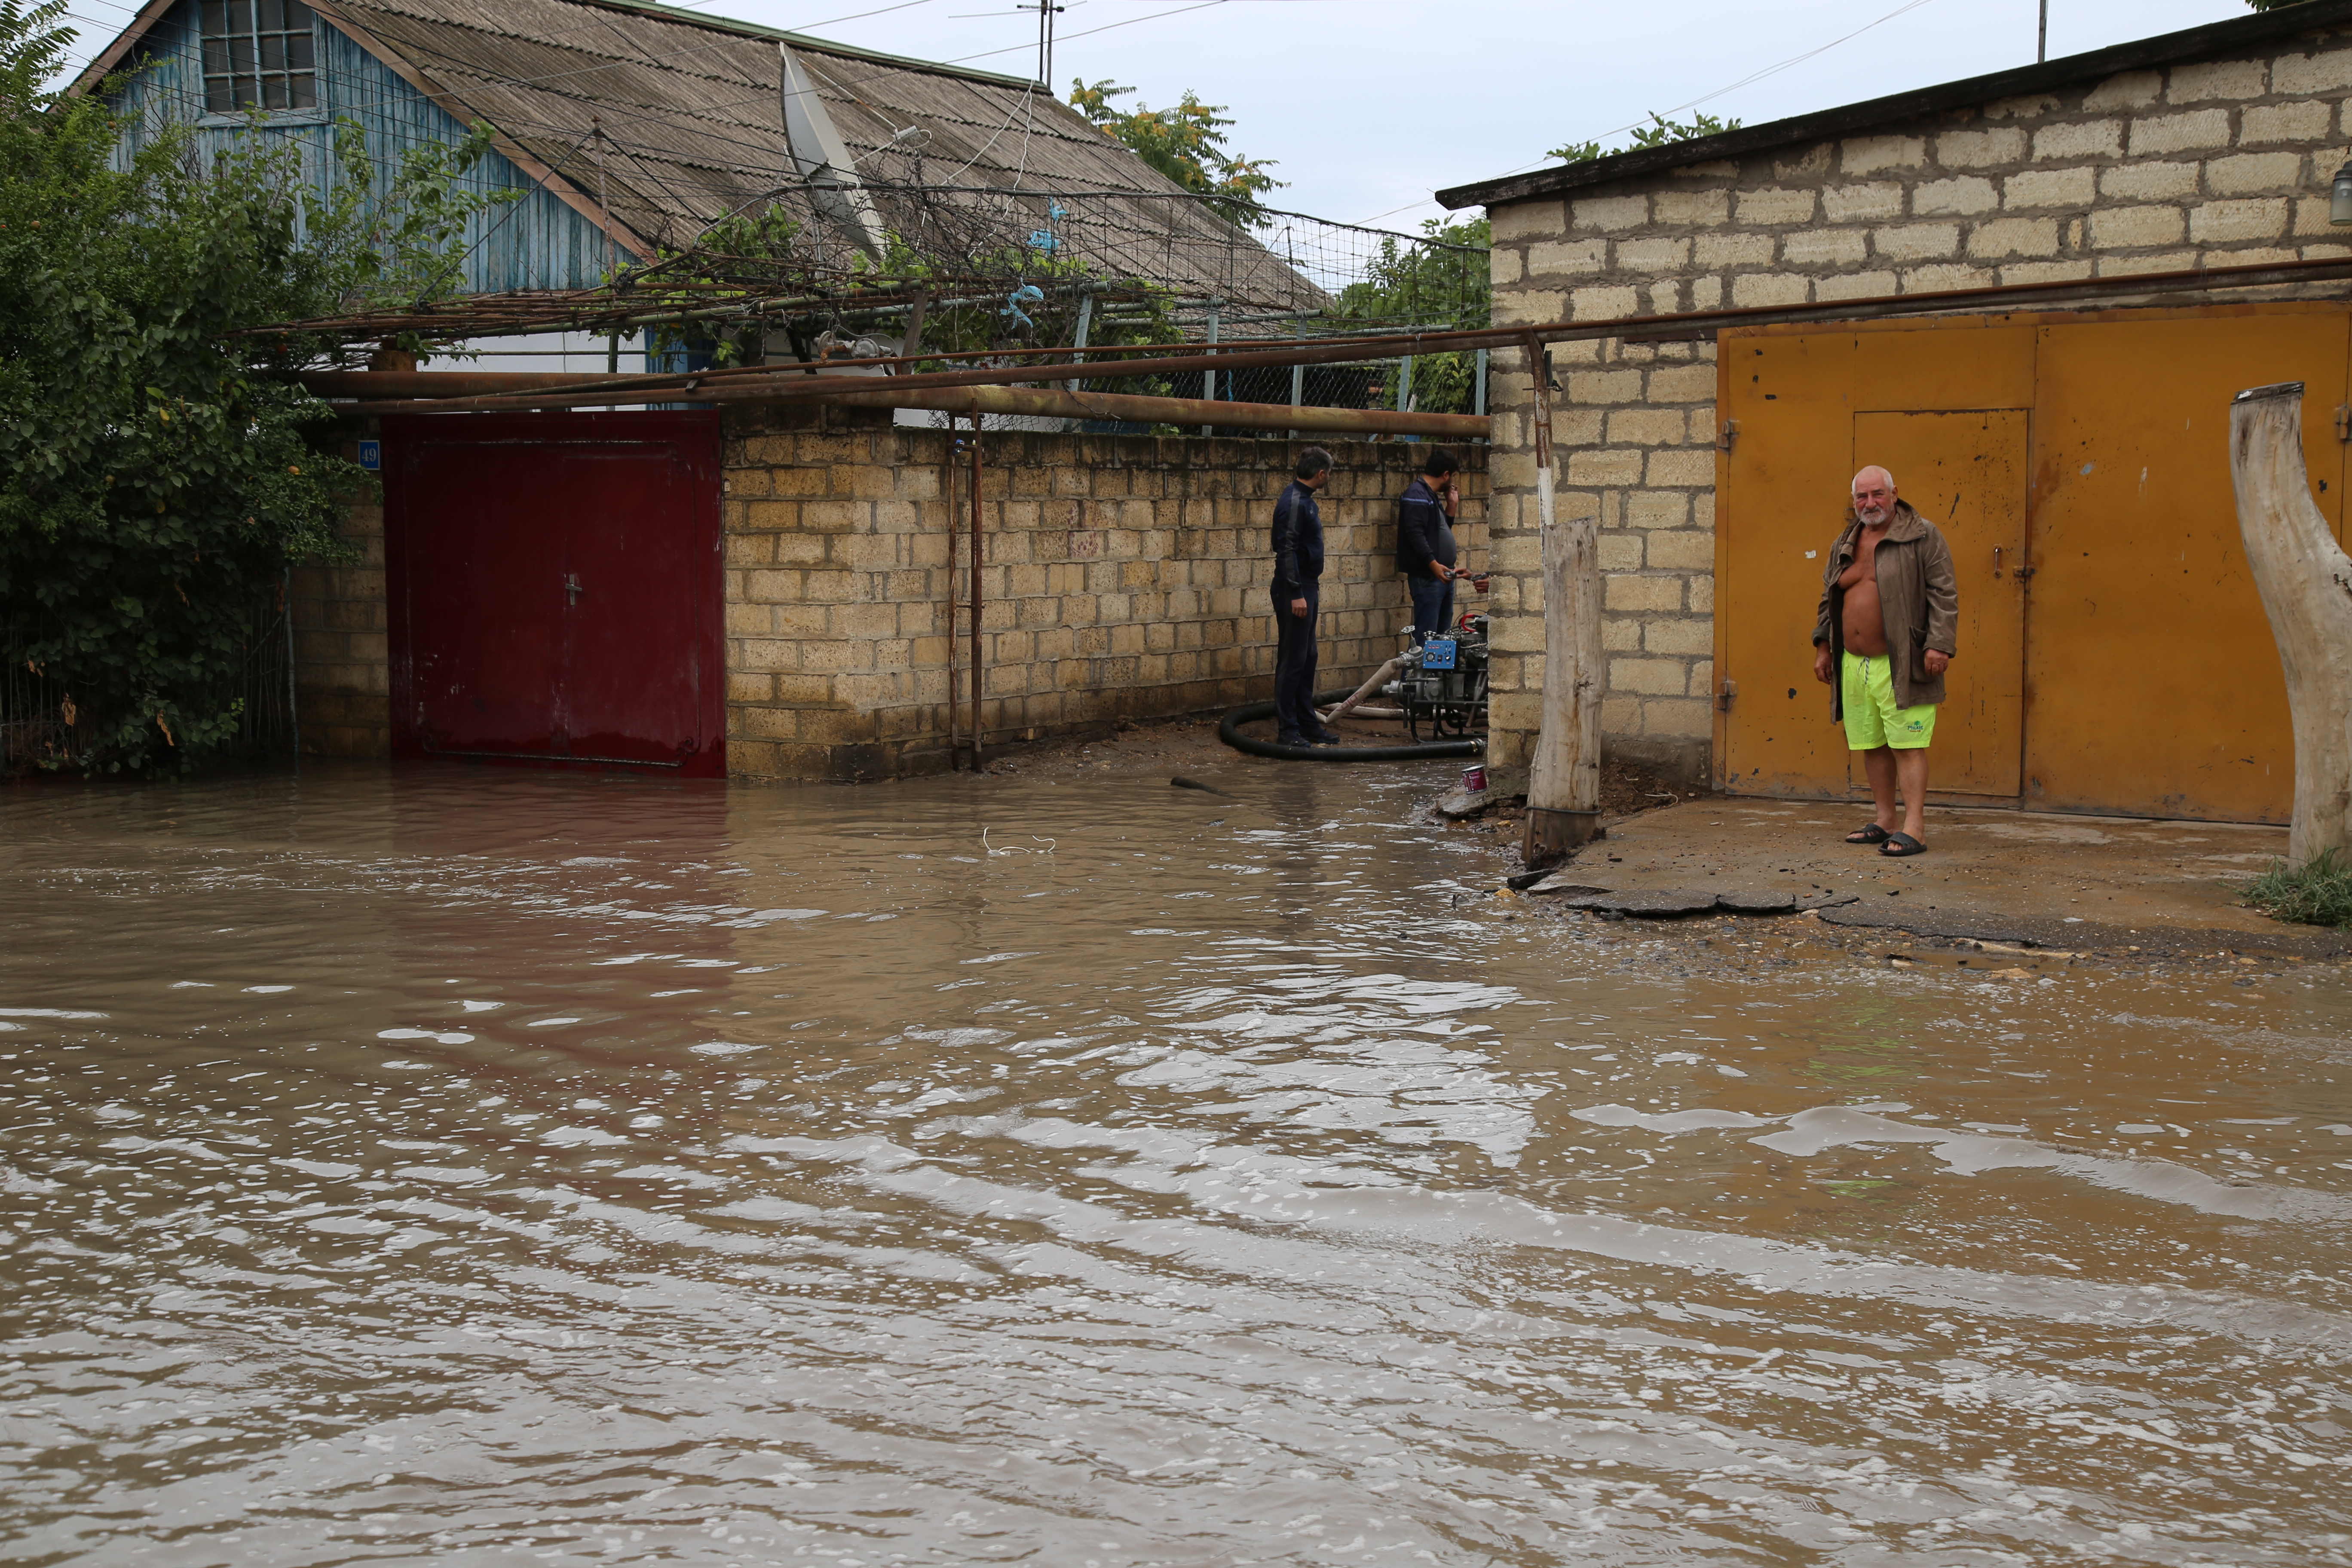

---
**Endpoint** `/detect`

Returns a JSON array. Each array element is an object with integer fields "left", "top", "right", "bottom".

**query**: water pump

[{"left": 1384, "top": 614, "right": 1489, "bottom": 742}]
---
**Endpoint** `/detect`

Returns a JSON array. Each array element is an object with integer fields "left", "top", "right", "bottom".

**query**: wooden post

[
  {"left": 1520, "top": 334, "right": 1603, "bottom": 869},
  {"left": 2229, "top": 381, "right": 2352, "bottom": 864}
]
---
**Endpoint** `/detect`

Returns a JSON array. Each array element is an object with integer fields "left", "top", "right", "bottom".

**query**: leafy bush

[
  {"left": 2243, "top": 847, "right": 2352, "bottom": 929},
  {"left": 0, "top": 0, "right": 508, "bottom": 772},
  {"left": 1550, "top": 110, "right": 1741, "bottom": 165}
]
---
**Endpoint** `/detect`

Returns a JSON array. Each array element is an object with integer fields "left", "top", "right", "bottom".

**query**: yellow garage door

[{"left": 1714, "top": 303, "right": 2349, "bottom": 823}]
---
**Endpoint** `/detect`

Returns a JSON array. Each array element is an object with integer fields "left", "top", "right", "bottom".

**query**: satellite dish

[{"left": 778, "top": 43, "right": 889, "bottom": 260}]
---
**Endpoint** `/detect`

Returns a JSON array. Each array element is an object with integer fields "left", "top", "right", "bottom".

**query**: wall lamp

[{"left": 2334, "top": 152, "right": 2352, "bottom": 226}]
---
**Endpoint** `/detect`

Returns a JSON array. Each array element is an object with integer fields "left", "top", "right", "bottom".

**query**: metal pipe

[
  {"left": 968, "top": 413, "right": 985, "bottom": 769},
  {"left": 1473, "top": 347, "right": 1488, "bottom": 423},
  {"left": 946, "top": 427, "right": 962, "bottom": 770},
  {"left": 902, "top": 285, "right": 928, "bottom": 370},
  {"left": 333, "top": 378, "right": 1492, "bottom": 438},
  {"left": 1067, "top": 288, "right": 1092, "bottom": 397},
  {"left": 282, "top": 565, "right": 298, "bottom": 767},
  {"left": 306, "top": 253, "right": 2352, "bottom": 416},
  {"left": 1200, "top": 300, "right": 1219, "bottom": 438}
]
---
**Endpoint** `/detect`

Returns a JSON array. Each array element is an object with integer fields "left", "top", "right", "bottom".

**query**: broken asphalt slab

[{"left": 1501, "top": 797, "right": 2351, "bottom": 962}]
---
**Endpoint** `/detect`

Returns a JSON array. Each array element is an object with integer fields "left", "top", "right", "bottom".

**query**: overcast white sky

[{"left": 58, "top": 0, "right": 2254, "bottom": 231}]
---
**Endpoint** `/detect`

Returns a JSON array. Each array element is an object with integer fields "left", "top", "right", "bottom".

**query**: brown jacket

[{"left": 1811, "top": 501, "right": 1959, "bottom": 714}]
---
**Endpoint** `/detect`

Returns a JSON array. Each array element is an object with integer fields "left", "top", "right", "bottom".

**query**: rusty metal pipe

[
  {"left": 969, "top": 414, "right": 984, "bottom": 770},
  {"left": 326, "top": 377, "right": 1490, "bottom": 439},
  {"left": 946, "top": 431, "right": 962, "bottom": 772},
  {"left": 302, "top": 254, "right": 2352, "bottom": 417}
]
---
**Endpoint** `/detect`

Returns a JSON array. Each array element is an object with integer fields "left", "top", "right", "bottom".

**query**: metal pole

[
  {"left": 1200, "top": 301, "right": 1219, "bottom": 437},
  {"left": 282, "top": 564, "right": 298, "bottom": 766},
  {"left": 1289, "top": 358, "right": 1302, "bottom": 442},
  {"left": 1067, "top": 288, "right": 1091, "bottom": 396},
  {"left": 968, "top": 412, "right": 985, "bottom": 767},
  {"left": 2037, "top": 0, "right": 2047, "bottom": 63},
  {"left": 947, "top": 431, "right": 962, "bottom": 770}
]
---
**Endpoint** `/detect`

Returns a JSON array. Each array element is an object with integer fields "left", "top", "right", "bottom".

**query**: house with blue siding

[
  {"left": 83, "top": 0, "right": 640, "bottom": 295},
  {"left": 71, "top": 0, "right": 1308, "bottom": 306}
]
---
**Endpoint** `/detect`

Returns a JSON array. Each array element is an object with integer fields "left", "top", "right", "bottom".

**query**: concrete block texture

[
  {"left": 716, "top": 416, "right": 1485, "bottom": 778},
  {"left": 1935, "top": 127, "right": 2028, "bottom": 167},
  {"left": 2003, "top": 165, "right": 2098, "bottom": 208},
  {"left": 2033, "top": 119, "right": 2124, "bottom": 161},
  {"left": 1913, "top": 175, "right": 2000, "bottom": 216},
  {"left": 2207, "top": 151, "right": 2305, "bottom": 194},
  {"left": 2130, "top": 109, "right": 2232, "bottom": 156},
  {"left": 2188, "top": 197, "right": 2289, "bottom": 244},
  {"left": 1736, "top": 187, "right": 1819, "bottom": 225},
  {"left": 1842, "top": 135, "right": 1925, "bottom": 174}
]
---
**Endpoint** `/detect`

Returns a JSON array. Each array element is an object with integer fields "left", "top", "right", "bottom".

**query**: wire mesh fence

[{"left": 0, "top": 585, "right": 297, "bottom": 773}]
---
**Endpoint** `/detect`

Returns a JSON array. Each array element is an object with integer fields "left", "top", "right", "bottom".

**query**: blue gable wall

[{"left": 104, "top": 1, "right": 640, "bottom": 294}]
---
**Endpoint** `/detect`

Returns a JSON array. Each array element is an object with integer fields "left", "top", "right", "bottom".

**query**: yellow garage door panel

[
  {"left": 1851, "top": 411, "right": 2028, "bottom": 799},
  {"left": 1717, "top": 302, "right": 2352, "bottom": 823},
  {"left": 2027, "top": 312, "right": 2349, "bottom": 823},
  {"left": 1717, "top": 323, "right": 2034, "bottom": 798}
]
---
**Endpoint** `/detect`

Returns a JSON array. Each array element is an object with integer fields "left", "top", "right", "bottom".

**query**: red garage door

[{"left": 384, "top": 412, "right": 724, "bottom": 777}]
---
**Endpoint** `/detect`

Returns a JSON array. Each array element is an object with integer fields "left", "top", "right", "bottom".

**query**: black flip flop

[
  {"left": 1844, "top": 824, "right": 1891, "bottom": 845},
  {"left": 1880, "top": 831, "right": 1927, "bottom": 858}
]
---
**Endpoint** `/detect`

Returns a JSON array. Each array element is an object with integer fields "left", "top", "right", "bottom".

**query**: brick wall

[
  {"left": 289, "top": 413, "right": 1487, "bottom": 776},
  {"left": 722, "top": 406, "right": 1487, "bottom": 780},
  {"left": 1479, "top": 19, "right": 2352, "bottom": 780},
  {"left": 291, "top": 444, "right": 392, "bottom": 758}
]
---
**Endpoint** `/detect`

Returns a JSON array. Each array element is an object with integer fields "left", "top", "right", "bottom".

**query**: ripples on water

[{"left": 1, "top": 764, "right": 2348, "bottom": 1565}]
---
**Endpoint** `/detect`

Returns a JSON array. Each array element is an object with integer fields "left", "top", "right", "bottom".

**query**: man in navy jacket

[
  {"left": 1270, "top": 447, "right": 1336, "bottom": 746},
  {"left": 1395, "top": 448, "right": 1463, "bottom": 646}
]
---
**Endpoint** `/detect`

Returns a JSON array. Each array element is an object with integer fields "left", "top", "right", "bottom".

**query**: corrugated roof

[{"left": 310, "top": 0, "right": 1316, "bottom": 304}]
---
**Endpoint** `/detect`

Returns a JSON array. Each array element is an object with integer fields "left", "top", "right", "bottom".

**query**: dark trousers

[
  {"left": 1271, "top": 583, "right": 1320, "bottom": 738},
  {"left": 1407, "top": 574, "right": 1452, "bottom": 646}
]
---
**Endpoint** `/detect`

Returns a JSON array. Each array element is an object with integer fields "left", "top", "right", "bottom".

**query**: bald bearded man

[{"left": 1810, "top": 466, "right": 1958, "bottom": 857}]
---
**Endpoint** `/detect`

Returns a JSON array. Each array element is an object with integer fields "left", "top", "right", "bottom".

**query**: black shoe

[
  {"left": 1308, "top": 728, "right": 1344, "bottom": 746},
  {"left": 1276, "top": 730, "right": 1309, "bottom": 747}
]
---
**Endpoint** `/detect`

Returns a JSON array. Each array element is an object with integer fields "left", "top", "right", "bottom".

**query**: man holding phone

[{"left": 1396, "top": 449, "right": 1464, "bottom": 646}]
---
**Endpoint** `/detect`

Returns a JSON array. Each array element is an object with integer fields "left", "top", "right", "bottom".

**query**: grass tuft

[{"left": 2243, "top": 846, "right": 2352, "bottom": 929}]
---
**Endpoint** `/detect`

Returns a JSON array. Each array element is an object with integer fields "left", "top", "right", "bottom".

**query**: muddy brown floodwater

[{"left": 2, "top": 763, "right": 2349, "bottom": 1567}]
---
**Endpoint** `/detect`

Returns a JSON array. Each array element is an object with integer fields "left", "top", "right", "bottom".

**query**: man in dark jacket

[
  {"left": 1271, "top": 447, "right": 1336, "bottom": 746},
  {"left": 1395, "top": 448, "right": 1463, "bottom": 646}
]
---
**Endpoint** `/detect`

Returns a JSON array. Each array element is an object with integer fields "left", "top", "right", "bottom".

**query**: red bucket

[{"left": 1462, "top": 765, "right": 1488, "bottom": 793}]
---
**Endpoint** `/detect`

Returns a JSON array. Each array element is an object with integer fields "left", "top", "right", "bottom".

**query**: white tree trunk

[{"left": 2229, "top": 381, "right": 2352, "bottom": 864}]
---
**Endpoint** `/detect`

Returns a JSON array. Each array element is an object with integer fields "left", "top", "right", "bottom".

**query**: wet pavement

[
  {"left": 1534, "top": 797, "right": 2347, "bottom": 961},
  {"left": 2, "top": 760, "right": 2349, "bottom": 1565}
]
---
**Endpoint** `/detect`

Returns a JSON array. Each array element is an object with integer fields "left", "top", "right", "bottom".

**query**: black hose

[{"left": 1219, "top": 689, "right": 1485, "bottom": 763}]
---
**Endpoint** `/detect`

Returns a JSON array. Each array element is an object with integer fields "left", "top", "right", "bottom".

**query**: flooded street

[{"left": 2, "top": 763, "right": 2349, "bottom": 1566}]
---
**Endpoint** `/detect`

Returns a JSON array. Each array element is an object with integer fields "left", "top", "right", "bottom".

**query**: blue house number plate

[
  {"left": 1422, "top": 637, "right": 1457, "bottom": 671},
  {"left": 357, "top": 440, "right": 382, "bottom": 471}
]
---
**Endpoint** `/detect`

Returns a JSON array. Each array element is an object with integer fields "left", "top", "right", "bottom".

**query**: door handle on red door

[
  {"left": 565, "top": 573, "right": 582, "bottom": 605},
  {"left": 1993, "top": 546, "right": 2002, "bottom": 579}
]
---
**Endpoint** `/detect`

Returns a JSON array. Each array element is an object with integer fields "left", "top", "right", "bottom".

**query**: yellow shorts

[{"left": 1841, "top": 650, "right": 1936, "bottom": 750}]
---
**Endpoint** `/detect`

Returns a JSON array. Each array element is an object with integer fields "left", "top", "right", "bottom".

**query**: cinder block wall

[
  {"left": 721, "top": 406, "right": 1488, "bottom": 780},
  {"left": 1480, "top": 20, "right": 2352, "bottom": 781},
  {"left": 290, "top": 446, "right": 392, "bottom": 758}
]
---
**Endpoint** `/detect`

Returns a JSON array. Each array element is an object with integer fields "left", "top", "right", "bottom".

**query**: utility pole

[
  {"left": 2037, "top": 0, "right": 2048, "bottom": 64},
  {"left": 1032, "top": 0, "right": 1064, "bottom": 90}
]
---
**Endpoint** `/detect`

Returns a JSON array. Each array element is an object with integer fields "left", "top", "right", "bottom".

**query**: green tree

[
  {"left": 1331, "top": 215, "right": 1490, "bottom": 415},
  {"left": 1069, "top": 79, "right": 1283, "bottom": 228},
  {"left": 1550, "top": 110, "right": 1741, "bottom": 165},
  {"left": 0, "top": 0, "right": 510, "bottom": 772}
]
